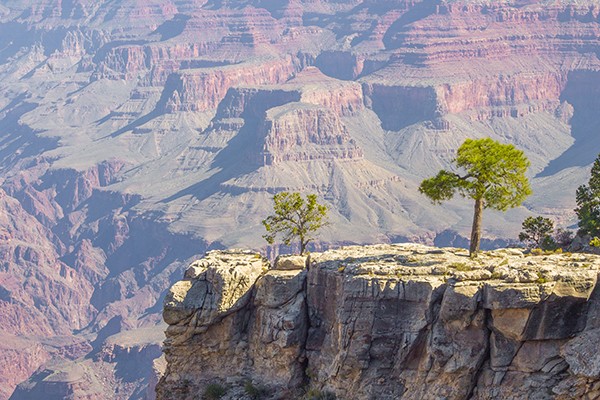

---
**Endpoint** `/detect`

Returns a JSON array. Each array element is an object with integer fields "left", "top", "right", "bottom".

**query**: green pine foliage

[
  {"left": 262, "top": 192, "right": 328, "bottom": 255},
  {"left": 575, "top": 155, "right": 600, "bottom": 237},
  {"left": 420, "top": 138, "right": 531, "bottom": 255},
  {"left": 519, "top": 216, "right": 555, "bottom": 250}
]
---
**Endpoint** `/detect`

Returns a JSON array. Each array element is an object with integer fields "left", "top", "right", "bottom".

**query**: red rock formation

[
  {"left": 0, "top": 337, "right": 51, "bottom": 400},
  {"left": 292, "top": 67, "right": 365, "bottom": 116},
  {"left": 360, "top": 1, "right": 600, "bottom": 125},
  {"left": 0, "top": 154, "right": 193, "bottom": 398},
  {"left": 0, "top": 188, "right": 96, "bottom": 333},
  {"left": 261, "top": 104, "right": 363, "bottom": 165},
  {"left": 435, "top": 72, "right": 567, "bottom": 119},
  {"left": 197, "top": 68, "right": 366, "bottom": 167},
  {"left": 164, "top": 57, "right": 298, "bottom": 112},
  {"left": 210, "top": 67, "right": 364, "bottom": 120},
  {"left": 90, "top": 5, "right": 295, "bottom": 83}
]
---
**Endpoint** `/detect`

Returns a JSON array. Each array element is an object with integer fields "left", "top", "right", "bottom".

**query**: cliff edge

[{"left": 156, "top": 244, "right": 600, "bottom": 399}]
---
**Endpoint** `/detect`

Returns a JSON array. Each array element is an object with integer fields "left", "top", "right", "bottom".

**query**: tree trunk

[
  {"left": 470, "top": 197, "right": 484, "bottom": 256},
  {"left": 300, "top": 235, "right": 306, "bottom": 255}
]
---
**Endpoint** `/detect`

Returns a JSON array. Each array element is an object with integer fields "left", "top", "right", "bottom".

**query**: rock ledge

[{"left": 157, "top": 244, "right": 600, "bottom": 400}]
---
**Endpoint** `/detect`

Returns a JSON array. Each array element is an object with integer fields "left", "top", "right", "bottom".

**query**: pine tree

[
  {"left": 420, "top": 138, "right": 531, "bottom": 255},
  {"left": 575, "top": 155, "right": 600, "bottom": 237},
  {"left": 519, "top": 216, "right": 555, "bottom": 250},
  {"left": 262, "top": 192, "right": 328, "bottom": 254}
]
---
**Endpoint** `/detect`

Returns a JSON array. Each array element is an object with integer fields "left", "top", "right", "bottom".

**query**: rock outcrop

[
  {"left": 158, "top": 244, "right": 600, "bottom": 400},
  {"left": 162, "top": 57, "right": 298, "bottom": 113}
]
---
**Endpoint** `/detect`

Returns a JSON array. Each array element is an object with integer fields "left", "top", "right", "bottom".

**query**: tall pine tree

[{"left": 420, "top": 138, "right": 531, "bottom": 255}]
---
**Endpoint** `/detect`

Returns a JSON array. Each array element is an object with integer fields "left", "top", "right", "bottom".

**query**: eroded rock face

[
  {"left": 158, "top": 250, "right": 305, "bottom": 399},
  {"left": 158, "top": 244, "right": 600, "bottom": 400},
  {"left": 163, "top": 249, "right": 268, "bottom": 338}
]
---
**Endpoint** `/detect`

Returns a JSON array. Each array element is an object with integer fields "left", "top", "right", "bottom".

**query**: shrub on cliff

[
  {"left": 420, "top": 138, "right": 531, "bottom": 255},
  {"left": 519, "top": 216, "right": 556, "bottom": 250},
  {"left": 302, "top": 387, "right": 336, "bottom": 400},
  {"left": 576, "top": 154, "right": 600, "bottom": 237},
  {"left": 262, "top": 192, "right": 328, "bottom": 255},
  {"left": 244, "top": 380, "right": 267, "bottom": 399},
  {"left": 203, "top": 383, "right": 227, "bottom": 400}
]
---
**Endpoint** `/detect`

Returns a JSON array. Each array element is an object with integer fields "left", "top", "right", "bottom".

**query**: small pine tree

[
  {"left": 519, "top": 216, "right": 555, "bottom": 250},
  {"left": 575, "top": 154, "right": 600, "bottom": 237},
  {"left": 262, "top": 192, "right": 328, "bottom": 255}
]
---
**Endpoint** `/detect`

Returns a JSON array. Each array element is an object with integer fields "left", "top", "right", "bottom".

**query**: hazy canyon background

[{"left": 1, "top": 0, "right": 600, "bottom": 398}]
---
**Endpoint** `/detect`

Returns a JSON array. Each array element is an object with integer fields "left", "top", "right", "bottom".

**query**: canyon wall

[
  {"left": 0, "top": 159, "right": 207, "bottom": 400},
  {"left": 158, "top": 245, "right": 600, "bottom": 400}
]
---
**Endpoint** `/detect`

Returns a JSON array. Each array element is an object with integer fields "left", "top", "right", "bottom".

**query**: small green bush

[
  {"left": 519, "top": 216, "right": 555, "bottom": 250},
  {"left": 203, "top": 383, "right": 227, "bottom": 400},
  {"left": 590, "top": 237, "right": 600, "bottom": 247},
  {"left": 530, "top": 248, "right": 543, "bottom": 256},
  {"left": 262, "top": 192, "right": 328, "bottom": 255},
  {"left": 244, "top": 381, "right": 266, "bottom": 399},
  {"left": 536, "top": 272, "right": 547, "bottom": 284}
]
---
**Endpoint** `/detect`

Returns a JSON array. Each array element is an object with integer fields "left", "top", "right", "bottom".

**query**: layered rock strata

[{"left": 158, "top": 244, "right": 600, "bottom": 400}]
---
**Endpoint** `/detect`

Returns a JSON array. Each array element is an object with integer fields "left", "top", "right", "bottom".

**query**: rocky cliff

[{"left": 158, "top": 244, "right": 600, "bottom": 400}]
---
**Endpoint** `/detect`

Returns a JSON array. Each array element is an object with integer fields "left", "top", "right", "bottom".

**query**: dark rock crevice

[{"left": 466, "top": 307, "right": 492, "bottom": 400}]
